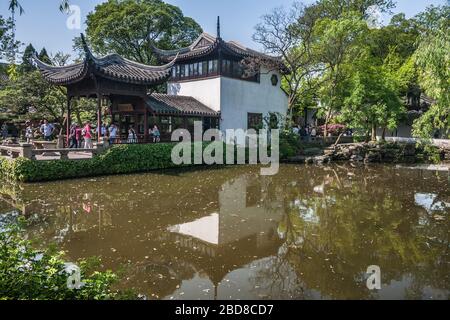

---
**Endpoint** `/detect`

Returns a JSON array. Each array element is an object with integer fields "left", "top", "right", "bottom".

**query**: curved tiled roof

[
  {"left": 147, "top": 93, "right": 220, "bottom": 117},
  {"left": 33, "top": 34, "right": 177, "bottom": 86},
  {"left": 153, "top": 33, "right": 283, "bottom": 66},
  {"left": 33, "top": 59, "right": 89, "bottom": 85}
]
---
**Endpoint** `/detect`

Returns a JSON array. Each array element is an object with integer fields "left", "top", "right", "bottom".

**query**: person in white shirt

[
  {"left": 108, "top": 123, "right": 118, "bottom": 145},
  {"left": 40, "top": 119, "right": 55, "bottom": 141}
]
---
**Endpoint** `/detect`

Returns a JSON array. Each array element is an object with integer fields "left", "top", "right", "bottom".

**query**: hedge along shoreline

[
  {"left": 0, "top": 143, "right": 193, "bottom": 183},
  {"left": 0, "top": 142, "right": 278, "bottom": 183}
]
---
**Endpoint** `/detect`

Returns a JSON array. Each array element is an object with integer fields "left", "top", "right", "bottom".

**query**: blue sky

[{"left": 0, "top": 0, "right": 447, "bottom": 61}]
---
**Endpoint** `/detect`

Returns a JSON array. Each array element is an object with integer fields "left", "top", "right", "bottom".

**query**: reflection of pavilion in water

[
  {"left": 170, "top": 176, "right": 282, "bottom": 254},
  {"left": 165, "top": 175, "right": 284, "bottom": 296}
]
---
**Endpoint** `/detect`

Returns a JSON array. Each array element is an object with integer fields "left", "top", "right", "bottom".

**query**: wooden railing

[{"left": 110, "top": 134, "right": 171, "bottom": 144}]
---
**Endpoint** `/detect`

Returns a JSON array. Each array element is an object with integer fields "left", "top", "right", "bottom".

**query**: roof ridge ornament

[
  {"left": 80, "top": 33, "right": 95, "bottom": 62},
  {"left": 30, "top": 52, "right": 42, "bottom": 68},
  {"left": 217, "top": 16, "right": 221, "bottom": 39}
]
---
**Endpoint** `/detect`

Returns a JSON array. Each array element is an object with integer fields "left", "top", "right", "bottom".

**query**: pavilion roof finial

[
  {"left": 80, "top": 33, "right": 94, "bottom": 61},
  {"left": 217, "top": 16, "right": 221, "bottom": 39}
]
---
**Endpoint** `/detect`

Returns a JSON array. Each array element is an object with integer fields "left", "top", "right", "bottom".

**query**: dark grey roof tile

[
  {"left": 33, "top": 34, "right": 177, "bottom": 86},
  {"left": 147, "top": 93, "right": 219, "bottom": 117}
]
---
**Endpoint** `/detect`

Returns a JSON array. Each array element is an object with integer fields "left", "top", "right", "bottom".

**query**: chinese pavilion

[{"left": 33, "top": 34, "right": 220, "bottom": 144}]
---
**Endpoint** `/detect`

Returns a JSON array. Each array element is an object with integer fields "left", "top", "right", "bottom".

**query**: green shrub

[
  {"left": 0, "top": 142, "right": 275, "bottom": 182},
  {"left": 279, "top": 131, "right": 301, "bottom": 159},
  {"left": 353, "top": 136, "right": 367, "bottom": 143},
  {"left": 415, "top": 143, "right": 442, "bottom": 163},
  {"left": 0, "top": 221, "right": 120, "bottom": 300},
  {"left": 0, "top": 143, "right": 188, "bottom": 182}
]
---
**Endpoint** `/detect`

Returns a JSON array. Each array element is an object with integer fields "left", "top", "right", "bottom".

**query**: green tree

[
  {"left": 311, "top": 0, "right": 396, "bottom": 20},
  {"left": 7, "top": 0, "right": 24, "bottom": 63},
  {"left": 368, "top": 13, "right": 421, "bottom": 120},
  {"left": 20, "top": 43, "right": 37, "bottom": 72},
  {"left": 38, "top": 48, "right": 52, "bottom": 64},
  {"left": 82, "top": 0, "right": 202, "bottom": 64},
  {"left": 340, "top": 50, "right": 405, "bottom": 141},
  {"left": 412, "top": 6, "right": 450, "bottom": 139},
  {"left": 0, "top": 71, "right": 67, "bottom": 126},
  {"left": 313, "top": 12, "right": 367, "bottom": 136},
  {"left": 369, "top": 13, "right": 419, "bottom": 62},
  {"left": 0, "top": 15, "right": 18, "bottom": 63},
  {"left": 51, "top": 51, "right": 71, "bottom": 67}
]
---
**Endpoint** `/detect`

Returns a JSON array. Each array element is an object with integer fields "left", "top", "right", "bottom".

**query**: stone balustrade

[{"left": 0, "top": 140, "right": 109, "bottom": 161}]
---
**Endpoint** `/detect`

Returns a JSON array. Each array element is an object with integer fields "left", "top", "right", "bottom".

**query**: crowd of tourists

[
  {"left": 1, "top": 119, "right": 56, "bottom": 143},
  {"left": 292, "top": 124, "right": 353, "bottom": 140},
  {"left": 68, "top": 122, "right": 162, "bottom": 148},
  {"left": 2, "top": 119, "right": 162, "bottom": 148},
  {"left": 292, "top": 124, "right": 318, "bottom": 140},
  {"left": 67, "top": 121, "right": 94, "bottom": 149}
]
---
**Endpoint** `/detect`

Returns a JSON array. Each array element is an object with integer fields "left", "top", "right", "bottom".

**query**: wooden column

[
  {"left": 66, "top": 96, "right": 71, "bottom": 147},
  {"left": 97, "top": 94, "right": 102, "bottom": 141},
  {"left": 144, "top": 111, "right": 149, "bottom": 142}
]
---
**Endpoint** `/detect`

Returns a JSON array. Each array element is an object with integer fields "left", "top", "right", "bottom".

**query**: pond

[{"left": 0, "top": 164, "right": 449, "bottom": 300}]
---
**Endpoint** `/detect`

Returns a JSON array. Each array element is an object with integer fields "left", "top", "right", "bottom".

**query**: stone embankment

[{"left": 287, "top": 142, "right": 450, "bottom": 165}]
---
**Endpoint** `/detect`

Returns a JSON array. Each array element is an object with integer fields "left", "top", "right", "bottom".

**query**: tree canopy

[
  {"left": 254, "top": 0, "right": 449, "bottom": 139},
  {"left": 20, "top": 43, "right": 37, "bottom": 73},
  {"left": 82, "top": 0, "right": 203, "bottom": 64},
  {"left": 412, "top": 5, "right": 450, "bottom": 138},
  {"left": 0, "top": 15, "right": 19, "bottom": 63}
]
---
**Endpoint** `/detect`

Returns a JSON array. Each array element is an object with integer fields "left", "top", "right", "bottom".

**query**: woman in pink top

[{"left": 82, "top": 121, "right": 93, "bottom": 149}]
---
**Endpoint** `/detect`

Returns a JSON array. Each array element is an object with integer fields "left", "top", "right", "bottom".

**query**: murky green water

[{"left": 1, "top": 164, "right": 449, "bottom": 300}]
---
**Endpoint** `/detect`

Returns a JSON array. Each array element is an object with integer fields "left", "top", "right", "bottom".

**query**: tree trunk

[
  {"left": 381, "top": 127, "right": 386, "bottom": 141},
  {"left": 333, "top": 131, "right": 345, "bottom": 147},
  {"left": 371, "top": 124, "right": 377, "bottom": 141},
  {"left": 75, "top": 109, "right": 82, "bottom": 127},
  {"left": 324, "top": 109, "right": 332, "bottom": 138}
]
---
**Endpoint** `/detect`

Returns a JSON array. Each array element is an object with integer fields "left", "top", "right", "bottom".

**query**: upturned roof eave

[
  {"left": 153, "top": 37, "right": 286, "bottom": 73},
  {"left": 33, "top": 33, "right": 178, "bottom": 87}
]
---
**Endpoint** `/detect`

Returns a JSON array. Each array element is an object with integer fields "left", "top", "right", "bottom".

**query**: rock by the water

[{"left": 285, "top": 141, "right": 442, "bottom": 165}]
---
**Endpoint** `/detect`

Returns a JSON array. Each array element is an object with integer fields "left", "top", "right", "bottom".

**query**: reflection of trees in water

[
  {"left": 267, "top": 165, "right": 449, "bottom": 299},
  {"left": 1, "top": 164, "right": 448, "bottom": 299},
  {"left": 119, "top": 255, "right": 197, "bottom": 299},
  {"left": 247, "top": 248, "right": 308, "bottom": 299}
]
